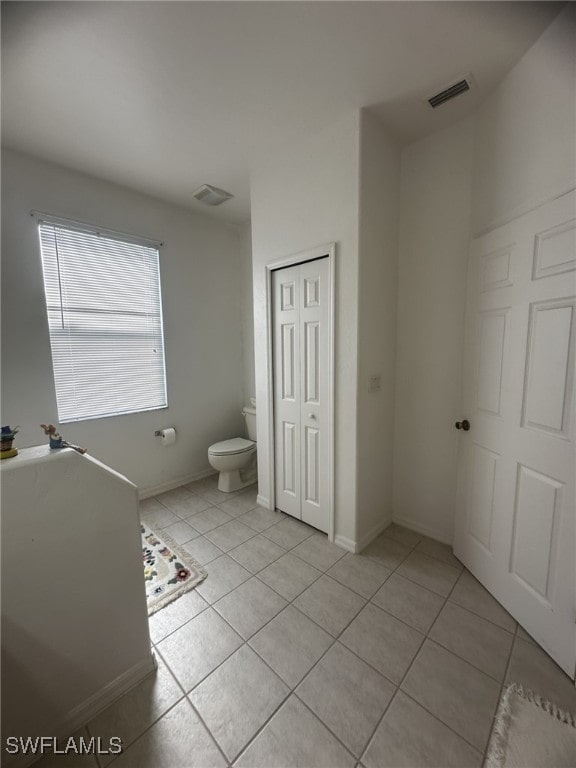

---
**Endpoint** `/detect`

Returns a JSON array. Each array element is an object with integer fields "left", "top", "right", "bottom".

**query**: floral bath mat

[{"left": 142, "top": 522, "right": 207, "bottom": 615}]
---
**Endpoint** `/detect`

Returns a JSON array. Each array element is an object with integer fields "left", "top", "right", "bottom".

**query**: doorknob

[
  {"left": 308, "top": 413, "right": 316, "bottom": 419},
  {"left": 455, "top": 419, "right": 470, "bottom": 431}
]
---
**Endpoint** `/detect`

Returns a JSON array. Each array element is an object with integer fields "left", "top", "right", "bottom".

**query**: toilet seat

[{"left": 208, "top": 437, "right": 255, "bottom": 456}]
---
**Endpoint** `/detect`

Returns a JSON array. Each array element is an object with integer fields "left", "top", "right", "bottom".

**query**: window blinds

[{"left": 38, "top": 221, "right": 168, "bottom": 423}]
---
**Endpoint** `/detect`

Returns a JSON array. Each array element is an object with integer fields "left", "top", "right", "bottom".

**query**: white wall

[
  {"left": 6, "top": 4, "right": 570, "bottom": 545},
  {"left": 393, "top": 119, "right": 474, "bottom": 543},
  {"left": 1, "top": 149, "right": 246, "bottom": 495},
  {"left": 356, "top": 111, "right": 400, "bottom": 546},
  {"left": 392, "top": 5, "right": 575, "bottom": 544},
  {"left": 239, "top": 221, "right": 256, "bottom": 404},
  {"left": 250, "top": 112, "right": 360, "bottom": 543},
  {"left": 472, "top": 5, "right": 576, "bottom": 234}
]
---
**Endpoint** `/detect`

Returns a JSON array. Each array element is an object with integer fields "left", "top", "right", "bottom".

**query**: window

[{"left": 38, "top": 218, "right": 167, "bottom": 423}]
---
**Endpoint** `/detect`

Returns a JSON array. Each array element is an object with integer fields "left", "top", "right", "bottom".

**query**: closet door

[
  {"left": 299, "top": 258, "right": 330, "bottom": 531},
  {"left": 273, "top": 258, "right": 330, "bottom": 533},
  {"left": 273, "top": 264, "right": 301, "bottom": 520}
]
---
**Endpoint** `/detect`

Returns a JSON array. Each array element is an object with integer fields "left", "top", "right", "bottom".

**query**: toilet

[{"left": 208, "top": 400, "right": 257, "bottom": 492}]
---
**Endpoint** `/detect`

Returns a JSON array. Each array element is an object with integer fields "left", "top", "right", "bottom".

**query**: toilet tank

[{"left": 243, "top": 405, "right": 257, "bottom": 441}]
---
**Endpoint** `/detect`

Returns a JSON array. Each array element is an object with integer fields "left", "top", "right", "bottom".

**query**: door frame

[{"left": 264, "top": 243, "right": 336, "bottom": 541}]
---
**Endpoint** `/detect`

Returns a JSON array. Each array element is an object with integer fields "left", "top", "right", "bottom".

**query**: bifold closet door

[
  {"left": 273, "top": 258, "right": 330, "bottom": 533},
  {"left": 273, "top": 263, "right": 302, "bottom": 520}
]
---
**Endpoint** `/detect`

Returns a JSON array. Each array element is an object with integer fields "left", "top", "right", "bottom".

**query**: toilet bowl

[{"left": 208, "top": 402, "right": 257, "bottom": 492}]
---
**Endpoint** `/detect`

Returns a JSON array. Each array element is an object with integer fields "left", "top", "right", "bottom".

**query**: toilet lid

[{"left": 209, "top": 437, "right": 255, "bottom": 456}]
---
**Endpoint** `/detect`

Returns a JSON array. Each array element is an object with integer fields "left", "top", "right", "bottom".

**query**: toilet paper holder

[{"left": 154, "top": 428, "right": 177, "bottom": 445}]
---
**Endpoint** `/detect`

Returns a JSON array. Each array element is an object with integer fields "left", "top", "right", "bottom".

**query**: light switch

[{"left": 369, "top": 375, "right": 382, "bottom": 392}]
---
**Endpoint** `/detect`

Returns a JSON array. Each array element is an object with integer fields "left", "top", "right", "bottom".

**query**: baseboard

[
  {"left": 63, "top": 654, "right": 158, "bottom": 730},
  {"left": 6, "top": 653, "right": 157, "bottom": 768},
  {"left": 356, "top": 517, "right": 392, "bottom": 552},
  {"left": 392, "top": 514, "right": 453, "bottom": 545},
  {"left": 257, "top": 494, "right": 272, "bottom": 511},
  {"left": 340, "top": 513, "right": 453, "bottom": 548},
  {"left": 334, "top": 517, "right": 391, "bottom": 554},
  {"left": 139, "top": 469, "right": 217, "bottom": 499},
  {"left": 334, "top": 534, "right": 356, "bottom": 553}
]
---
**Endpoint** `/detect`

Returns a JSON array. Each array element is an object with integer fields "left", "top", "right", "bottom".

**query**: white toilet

[{"left": 208, "top": 400, "right": 257, "bottom": 492}]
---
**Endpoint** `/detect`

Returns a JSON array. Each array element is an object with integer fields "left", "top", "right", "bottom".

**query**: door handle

[
  {"left": 308, "top": 413, "right": 316, "bottom": 419},
  {"left": 455, "top": 419, "right": 470, "bottom": 431}
]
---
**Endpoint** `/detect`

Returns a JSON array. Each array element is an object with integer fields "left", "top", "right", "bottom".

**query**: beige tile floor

[{"left": 40, "top": 475, "right": 576, "bottom": 768}]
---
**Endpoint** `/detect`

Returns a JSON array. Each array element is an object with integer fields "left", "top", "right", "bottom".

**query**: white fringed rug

[
  {"left": 142, "top": 522, "right": 207, "bottom": 615},
  {"left": 486, "top": 683, "right": 576, "bottom": 768}
]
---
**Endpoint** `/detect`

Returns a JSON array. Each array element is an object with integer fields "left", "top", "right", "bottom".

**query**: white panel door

[
  {"left": 273, "top": 258, "right": 330, "bottom": 533},
  {"left": 455, "top": 192, "right": 576, "bottom": 677},
  {"left": 273, "top": 265, "right": 301, "bottom": 520}
]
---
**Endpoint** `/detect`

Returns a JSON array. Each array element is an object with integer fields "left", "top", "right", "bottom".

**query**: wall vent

[
  {"left": 428, "top": 78, "right": 471, "bottom": 109},
  {"left": 192, "top": 184, "right": 233, "bottom": 206}
]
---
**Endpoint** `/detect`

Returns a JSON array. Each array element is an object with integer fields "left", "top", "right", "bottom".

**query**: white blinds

[{"left": 38, "top": 221, "right": 168, "bottom": 423}]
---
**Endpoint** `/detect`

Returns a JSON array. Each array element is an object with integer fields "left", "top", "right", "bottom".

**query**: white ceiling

[{"left": 1, "top": 1, "right": 562, "bottom": 223}]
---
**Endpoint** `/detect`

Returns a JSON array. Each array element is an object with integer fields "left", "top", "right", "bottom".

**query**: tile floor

[{"left": 40, "top": 475, "right": 576, "bottom": 768}]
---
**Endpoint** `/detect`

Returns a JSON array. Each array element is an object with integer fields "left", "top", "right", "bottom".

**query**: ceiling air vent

[
  {"left": 192, "top": 184, "right": 233, "bottom": 206},
  {"left": 428, "top": 77, "right": 471, "bottom": 109}
]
